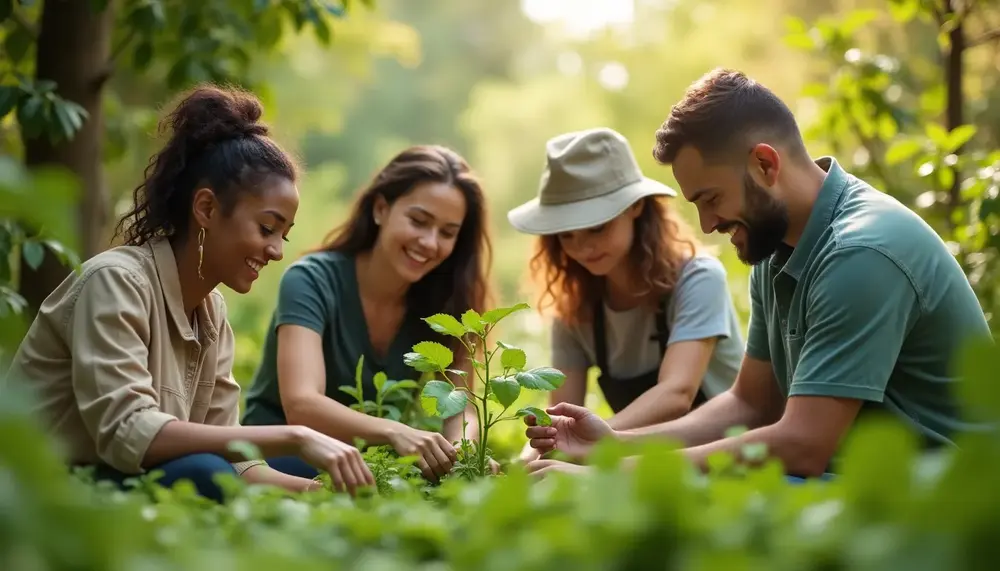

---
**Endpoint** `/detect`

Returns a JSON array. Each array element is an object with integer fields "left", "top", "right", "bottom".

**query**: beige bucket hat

[{"left": 507, "top": 127, "right": 677, "bottom": 235}]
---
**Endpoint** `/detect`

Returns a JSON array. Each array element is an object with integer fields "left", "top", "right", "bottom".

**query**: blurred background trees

[{"left": 2, "top": 0, "right": 998, "bottom": 451}]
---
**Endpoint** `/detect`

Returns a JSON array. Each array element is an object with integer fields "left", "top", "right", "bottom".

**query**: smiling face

[
  {"left": 196, "top": 175, "right": 300, "bottom": 293},
  {"left": 372, "top": 181, "right": 467, "bottom": 284},
  {"left": 555, "top": 202, "right": 642, "bottom": 276},
  {"left": 671, "top": 145, "right": 789, "bottom": 265}
]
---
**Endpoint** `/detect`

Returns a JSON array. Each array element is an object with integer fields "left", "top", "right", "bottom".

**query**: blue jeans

[
  {"left": 785, "top": 472, "right": 836, "bottom": 484},
  {"left": 89, "top": 453, "right": 319, "bottom": 503}
]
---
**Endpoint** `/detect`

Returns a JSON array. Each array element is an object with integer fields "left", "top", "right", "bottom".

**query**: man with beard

[{"left": 521, "top": 68, "right": 992, "bottom": 481}]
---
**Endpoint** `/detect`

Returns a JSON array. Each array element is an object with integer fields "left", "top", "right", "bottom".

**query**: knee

[{"left": 154, "top": 453, "right": 236, "bottom": 502}]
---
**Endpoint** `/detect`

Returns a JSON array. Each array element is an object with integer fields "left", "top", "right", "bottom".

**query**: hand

[
  {"left": 488, "top": 457, "right": 502, "bottom": 475},
  {"left": 386, "top": 425, "right": 457, "bottom": 481},
  {"left": 517, "top": 440, "right": 541, "bottom": 464},
  {"left": 524, "top": 458, "right": 591, "bottom": 479},
  {"left": 524, "top": 402, "right": 614, "bottom": 460},
  {"left": 293, "top": 427, "right": 374, "bottom": 495}
]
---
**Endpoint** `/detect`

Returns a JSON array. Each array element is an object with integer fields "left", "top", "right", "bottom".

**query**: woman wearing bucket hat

[
  {"left": 508, "top": 127, "right": 745, "bottom": 462},
  {"left": 242, "top": 144, "right": 496, "bottom": 480}
]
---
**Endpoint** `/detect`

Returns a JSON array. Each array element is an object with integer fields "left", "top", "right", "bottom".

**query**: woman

[
  {"left": 241, "top": 145, "right": 493, "bottom": 480},
  {"left": 3, "top": 85, "right": 374, "bottom": 502},
  {"left": 507, "top": 127, "right": 745, "bottom": 462}
]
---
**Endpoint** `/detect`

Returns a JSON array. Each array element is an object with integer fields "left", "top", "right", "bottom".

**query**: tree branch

[{"left": 969, "top": 28, "right": 1000, "bottom": 47}]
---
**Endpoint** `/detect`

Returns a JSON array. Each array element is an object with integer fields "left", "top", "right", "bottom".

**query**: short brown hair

[{"left": 652, "top": 68, "right": 808, "bottom": 165}]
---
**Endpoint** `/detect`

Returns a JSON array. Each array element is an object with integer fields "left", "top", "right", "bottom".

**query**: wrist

[{"left": 282, "top": 425, "right": 309, "bottom": 453}]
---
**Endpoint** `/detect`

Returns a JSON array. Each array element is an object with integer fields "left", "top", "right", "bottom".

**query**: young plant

[
  {"left": 340, "top": 355, "right": 420, "bottom": 421},
  {"left": 404, "top": 302, "right": 565, "bottom": 478}
]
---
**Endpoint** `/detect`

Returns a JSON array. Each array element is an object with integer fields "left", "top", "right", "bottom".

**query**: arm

[
  {"left": 615, "top": 354, "right": 784, "bottom": 447},
  {"left": 680, "top": 247, "right": 917, "bottom": 476},
  {"left": 67, "top": 267, "right": 304, "bottom": 475},
  {"left": 614, "top": 263, "right": 783, "bottom": 445},
  {"left": 608, "top": 339, "right": 716, "bottom": 431},
  {"left": 278, "top": 324, "right": 400, "bottom": 444},
  {"left": 194, "top": 297, "right": 316, "bottom": 491}
]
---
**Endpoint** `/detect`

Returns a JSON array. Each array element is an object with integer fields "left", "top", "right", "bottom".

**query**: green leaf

[
  {"left": 445, "top": 368, "right": 468, "bottom": 378},
  {"left": 490, "top": 376, "right": 521, "bottom": 408},
  {"left": 481, "top": 302, "right": 530, "bottom": 326},
  {"left": 404, "top": 341, "right": 453, "bottom": 372},
  {"left": 373, "top": 371, "right": 387, "bottom": 393},
  {"left": 515, "top": 406, "right": 551, "bottom": 426},
  {"left": 887, "top": 0, "right": 919, "bottom": 22},
  {"left": 424, "top": 313, "right": 467, "bottom": 338},
  {"left": 514, "top": 367, "right": 566, "bottom": 391},
  {"left": 420, "top": 380, "right": 467, "bottom": 418},
  {"left": 926, "top": 123, "right": 950, "bottom": 148},
  {"left": 0, "top": 86, "right": 19, "bottom": 119},
  {"left": 380, "top": 379, "right": 419, "bottom": 398},
  {"left": 500, "top": 346, "right": 527, "bottom": 371},
  {"left": 133, "top": 41, "right": 154, "bottom": 70},
  {"left": 22, "top": 239, "right": 44, "bottom": 270},
  {"left": 339, "top": 385, "right": 361, "bottom": 400},
  {"left": 4, "top": 25, "right": 33, "bottom": 63},
  {"left": 885, "top": 139, "right": 923, "bottom": 166},
  {"left": 0, "top": 0, "right": 11, "bottom": 21},
  {"left": 920, "top": 84, "right": 946, "bottom": 116},
  {"left": 945, "top": 125, "right": 977, "bottom": 153},
  {"left": 461, "top": 309, "right": 484, "bottom": 334}
]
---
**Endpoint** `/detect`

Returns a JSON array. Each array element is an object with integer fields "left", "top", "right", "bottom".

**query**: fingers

[
  {"left": 524, "top": 458, "right": 562, "bottom": 474},
  {"left": 416, "top": 457, "right": 436, "bottom": 481},
  {"left": 327, "top": 462, "right": 348, "bottom": 494},
  {"left": 546, "top": 402, "right": 591, "bottom": 419},
  {"left": 348, "top": 451, "right": 374, "bottom": 488}
]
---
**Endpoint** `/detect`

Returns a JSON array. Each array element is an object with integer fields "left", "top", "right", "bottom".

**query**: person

[
  {"left": 521, "top": 68, "right": 992, "bottom": 481},
  {"left": 2, "top": 85, "right": 375, "bottom": 503},
  {"left": 241, "top": 145, "right": 494, "bottom": 481},
  {"left": 507, "top": 127, "right": 745, "bottom": 463}
]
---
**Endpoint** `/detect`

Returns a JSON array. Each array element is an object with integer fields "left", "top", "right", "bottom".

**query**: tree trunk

[{"left": 18, "top": 0, "right": 113, "bottom": 316}]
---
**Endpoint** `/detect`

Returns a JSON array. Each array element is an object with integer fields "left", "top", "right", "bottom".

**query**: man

[{"left": 523, "top": 68, "right": 992, "bottom": 479}]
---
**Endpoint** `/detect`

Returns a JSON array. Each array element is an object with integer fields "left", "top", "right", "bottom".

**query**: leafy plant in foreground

[
  {"left": 339, "top": 355, "right": 420, "bottom": 422},
  {"left": 404, "top": 302, "right": 565, "bottom": 478}
]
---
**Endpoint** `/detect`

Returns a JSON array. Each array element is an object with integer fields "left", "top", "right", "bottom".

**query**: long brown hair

[
  {"left": 314, "top": 145, "right": 492, "bottom": 323},
  {"left": 529, "top": 196, "right": 698, "bottom": 326}
]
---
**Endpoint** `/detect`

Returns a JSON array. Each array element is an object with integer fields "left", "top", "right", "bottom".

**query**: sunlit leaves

[{"left": 420, "top": 380, "right": 467, "bottom": 418}]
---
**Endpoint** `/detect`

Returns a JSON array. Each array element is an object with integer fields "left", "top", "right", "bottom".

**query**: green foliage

[
  {"left": 0, "top": 157, "right": 80, "bottom": 363},
  {"left": 339, "top": 354, "right": 420, "bottom": 422},
  {"left": 411, "top": 303, "right": 566, "bottom": 478},
  {"left": 2, "top": 338, "right": 1000, "bottom": 568},
  {"left": 782, "top": 5, "right": 1000, "bottom": 330}
]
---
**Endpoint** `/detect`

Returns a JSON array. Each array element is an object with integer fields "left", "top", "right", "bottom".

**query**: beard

[{"left": 718, "top": 172, "right": 789, "bottom": 265}]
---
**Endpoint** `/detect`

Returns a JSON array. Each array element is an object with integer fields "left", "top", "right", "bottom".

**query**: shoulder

[
  {"left": 809, "top": 245, "right": 916, "bottom": 305},
  {"left": 677, "top": 253, "right": 728, "bottom": 283},
  {"left": 280, "top": 251, "right": 352, "bottom": 289},
  {"left": 829, "top": 178, "right": 949, "bottom": 259},
  {"left": 73, "top": 245, "right": 154, "bottom": 298}
]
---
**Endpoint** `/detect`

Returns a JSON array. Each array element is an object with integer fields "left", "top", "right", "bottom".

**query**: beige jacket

[{"left": 3, "top": 238, "right": 264, "bottom": 475}]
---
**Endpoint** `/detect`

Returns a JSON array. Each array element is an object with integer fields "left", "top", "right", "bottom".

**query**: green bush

[{"left": 2, "top": 330, "right": 998, "bottom": 570}]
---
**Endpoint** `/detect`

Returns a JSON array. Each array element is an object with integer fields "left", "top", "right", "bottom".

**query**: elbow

[
  {"left": 770, "top": 427, "right": 835, "bottom": 478},
  {"left": 658, "top": 386, "right": 701, "bottom": 421},
  {"left": 282, "top": 394, "right": 315, "bottom": 427}
]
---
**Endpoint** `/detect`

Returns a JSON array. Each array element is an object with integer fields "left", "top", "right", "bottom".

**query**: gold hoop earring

[{"left": 197, "top": 227, "right": 206, "bottom": 280}]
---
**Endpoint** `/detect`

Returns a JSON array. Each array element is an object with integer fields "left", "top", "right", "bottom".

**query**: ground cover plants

[{"left": 2, "top": 304, "right": 999, "bottom": 570}]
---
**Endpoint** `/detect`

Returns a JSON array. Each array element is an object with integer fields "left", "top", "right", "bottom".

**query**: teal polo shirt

[
  {"left": 746, "top": 157, "right": 991, "bottom": 447},
  {"left": 242, "top": 250, "right": 434, "bottom": 427}
]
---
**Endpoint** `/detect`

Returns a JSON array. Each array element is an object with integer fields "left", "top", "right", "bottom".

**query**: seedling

[
  {"left": 404, "top": 302, "right": 566, "bottom": 478},
  {"left": 340, "top": 355, "right": 420, "bottom": 421}
]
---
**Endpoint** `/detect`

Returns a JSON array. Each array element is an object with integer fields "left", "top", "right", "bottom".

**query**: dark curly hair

[{"left": 113, "top": 84, "right": 298, "bottom": 246}]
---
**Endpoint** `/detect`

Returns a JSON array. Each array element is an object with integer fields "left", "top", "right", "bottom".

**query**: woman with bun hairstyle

[
  {"left": 3, "top": 85, "right": 374, "bottom": 502},
  {"left": 507, "top": 128, "right": 745, "bottom": 462},
  {"left": 242, "top": 145, "right": 494, "bottom": 480}
]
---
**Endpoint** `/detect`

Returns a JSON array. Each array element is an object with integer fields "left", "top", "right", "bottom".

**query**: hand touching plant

[{"left": 405, "top": 303, "right": 566, "bottom": 479}]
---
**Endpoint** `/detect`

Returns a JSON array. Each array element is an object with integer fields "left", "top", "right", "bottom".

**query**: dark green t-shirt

[{"left": 242, "top": 250, "right": 435, "bottom": 426}]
